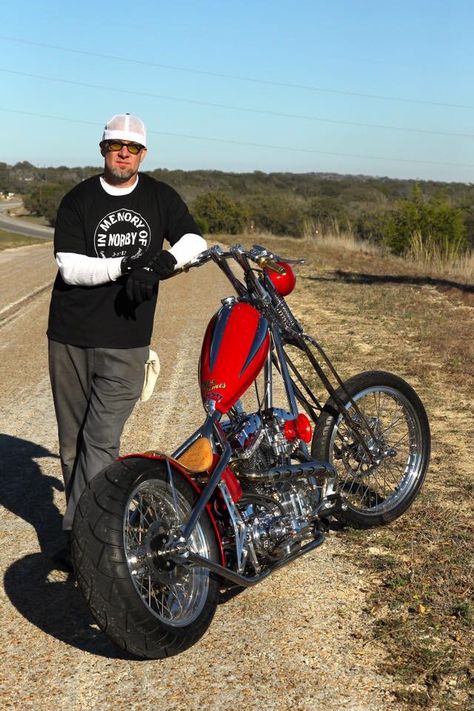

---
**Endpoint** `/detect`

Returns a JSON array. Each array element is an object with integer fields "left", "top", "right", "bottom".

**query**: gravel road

[{"left": 0, "top": 244, "right": 394, "bottom": 711}]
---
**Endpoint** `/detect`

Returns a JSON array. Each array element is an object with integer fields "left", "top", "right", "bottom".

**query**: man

[{"left": 47, "top": 113, "right": 206, "bottom": 567}]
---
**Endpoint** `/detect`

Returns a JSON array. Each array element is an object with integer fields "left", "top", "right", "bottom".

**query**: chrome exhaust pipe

[{"left": 242, "top": 459, "right": 336, "bottom": 482}]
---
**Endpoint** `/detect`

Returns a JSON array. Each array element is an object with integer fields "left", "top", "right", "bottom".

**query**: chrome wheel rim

[
  {"left": 329, "top": 386, "right": 425, "bottom": 515},
  {"left": 123, "top": 478, "right": 210, "bottom": 627}
]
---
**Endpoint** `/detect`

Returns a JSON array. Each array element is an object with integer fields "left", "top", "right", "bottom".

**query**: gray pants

[{"left": 48, "top": 341, "right": 148, "bottom": 530}]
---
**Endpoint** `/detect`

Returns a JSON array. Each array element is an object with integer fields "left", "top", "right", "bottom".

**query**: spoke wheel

[
  {"left": 312, "top": 370, "right": 430, "bottom": 527},
  {"left": 124, "top": 479, "right": 211, "bottom": 627},
  {"left": 72, "top": 457, "right": 220, "bottom": 658}
]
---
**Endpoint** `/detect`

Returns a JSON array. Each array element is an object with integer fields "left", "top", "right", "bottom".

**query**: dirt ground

[{"left": 0, "top": 242, "right": 402, "bottom": 711}]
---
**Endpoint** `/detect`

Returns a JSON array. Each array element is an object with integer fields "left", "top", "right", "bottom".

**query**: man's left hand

[{"left": 147, "top": 250, "right": 177, "bottom": 279}]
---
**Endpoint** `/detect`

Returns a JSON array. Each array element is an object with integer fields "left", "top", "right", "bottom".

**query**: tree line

[{"left": 2, "top": 161, "right": 472, "bottom": 260}]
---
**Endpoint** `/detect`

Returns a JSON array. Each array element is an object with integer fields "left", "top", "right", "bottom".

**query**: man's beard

[{"left": 105, "top": 165, "right": 137, "bottom": 184}]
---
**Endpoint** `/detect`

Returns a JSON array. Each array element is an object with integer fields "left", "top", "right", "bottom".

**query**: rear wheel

[
  {"left": 312, "top": 371, "right": 430, "bottom": 527},
  {"left": 72, "top": 457, "right": 220, "bottom": 658}
]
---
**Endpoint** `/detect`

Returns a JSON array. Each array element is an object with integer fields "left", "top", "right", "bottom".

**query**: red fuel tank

[{"left": 200, "top": 300, "right": 270, "bottom": 413}]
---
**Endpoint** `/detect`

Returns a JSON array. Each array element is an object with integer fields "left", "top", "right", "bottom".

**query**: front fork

[
  {"left": 169, "top": 410, "right": 230, "bottom": 542},
  {"left": 167, "top": 408, "right": 260, "bottom": 575}
]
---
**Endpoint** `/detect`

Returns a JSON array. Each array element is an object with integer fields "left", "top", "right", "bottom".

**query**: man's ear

[
  {"left": 139, "top": 148, "right": 148, "bottom": 165},
  {"left": 99, "top": 142, "right": 106, "bottom": 157}
]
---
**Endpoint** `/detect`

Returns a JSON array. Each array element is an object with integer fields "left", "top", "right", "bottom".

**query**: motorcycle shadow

[{"left": 3, "top": 553, "right": 136, "bottom": 659}]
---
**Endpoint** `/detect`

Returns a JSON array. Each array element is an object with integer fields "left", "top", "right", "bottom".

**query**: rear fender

[{"left": 119, "top": 453, "right": 225, "bottom": 565}]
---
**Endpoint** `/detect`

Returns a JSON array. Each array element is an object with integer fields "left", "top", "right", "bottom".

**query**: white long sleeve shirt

[{"left": 56, "top": 232, "right": 207, "bottom": 286}]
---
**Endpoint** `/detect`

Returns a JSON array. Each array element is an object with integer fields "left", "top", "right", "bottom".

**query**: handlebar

[
  {"left": 169, "top": 242, "right": 305, "bottom": 335},
  {"left": 175, "top": 243, "right": 304, "bottom": 276}
]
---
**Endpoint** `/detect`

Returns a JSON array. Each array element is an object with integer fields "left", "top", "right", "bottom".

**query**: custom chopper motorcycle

[{"left": 72, "top": 243, "right": 431, "bottom": 659}]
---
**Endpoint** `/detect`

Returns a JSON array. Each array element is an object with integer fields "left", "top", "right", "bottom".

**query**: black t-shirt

[{"left": 47, "top": 174, "right": 200, "bottom": 348}]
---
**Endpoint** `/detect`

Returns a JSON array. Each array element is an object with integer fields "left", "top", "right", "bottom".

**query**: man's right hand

[
  {"left": 122, "top": 249, "right": 177, "bottom": 303},
  {"left": 125, "top": 268, "right": 160, "bottom": 303},
  {"left": 121, "top": 250, "right": 149, "bottom": 274}
]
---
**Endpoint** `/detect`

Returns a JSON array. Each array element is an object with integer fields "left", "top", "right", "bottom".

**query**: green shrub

[
  {"left": 354, "top": 210, "right": 393, "bottom": 244},
  {"left": 383, "top": 185, "right": 467, "bottom": 258},
  {"left": 192, "top": 191, "right": 248, "bottom": 234},
  {"left": 244, "top": 194, "right": 306, "bottom": 237},
  {"left": 305, "top": 196, "right": 348, "bottom": 235},
  {"left": 24, "top": 182, "right": 74, "bottom": 227}
]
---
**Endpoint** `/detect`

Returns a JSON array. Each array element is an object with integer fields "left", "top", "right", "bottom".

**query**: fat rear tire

[
  {"left": 72, "top": 457, "right": 220, "bottom": 659},
  {"left": 312, "top": 370, "right": 430, "bottom": 528}
]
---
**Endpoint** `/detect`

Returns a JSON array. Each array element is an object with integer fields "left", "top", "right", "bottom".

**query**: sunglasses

[{"left": 103, "top": 140, "right": 144, "bottom": 155}]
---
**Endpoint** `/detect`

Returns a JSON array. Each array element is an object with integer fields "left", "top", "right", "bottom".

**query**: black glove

[
  {"left": 125, "top": 268, "right": 159, "bottom": 304},
  {"left": 147, "top": 250, "right": 177, "bottom": 279},
  {"left": 123, "top": 250, "right": 177, "bottom": 304},
  {"left": 121, "top": 249, "right": 177, "bottom": 277},
  {"left": 121, "top": 250, "right": 149, "bottom": 274}
]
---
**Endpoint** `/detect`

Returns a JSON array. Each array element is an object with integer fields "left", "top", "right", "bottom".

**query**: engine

[
  {"left": 224, "top": 408, "right": 321, "bottom": 561},
  {"left": 227, "top": 407, "right": 301, "bottom": 477},
  {"left": 237, "top": 478, "right": 320, "bottom": 561}
]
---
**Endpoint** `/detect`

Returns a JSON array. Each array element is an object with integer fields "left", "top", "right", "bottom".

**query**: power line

[
  {"left": 1, "top": 67, "right": 472, "bottom": 140},
  {"left": 1, "top": 34, "right": 473, "bottom": 111},
  {"left": 1, "top": 107, "right": 473, "bottom": 169}
]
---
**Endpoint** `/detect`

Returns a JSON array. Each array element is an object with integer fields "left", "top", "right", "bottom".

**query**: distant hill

[{"left": 2, "top": 162, "right": 472, "bottom": 249}]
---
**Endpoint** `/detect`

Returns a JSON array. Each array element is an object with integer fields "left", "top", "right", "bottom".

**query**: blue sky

[{"left": 0, "top": 0, "right": 473, "bottom": 182}]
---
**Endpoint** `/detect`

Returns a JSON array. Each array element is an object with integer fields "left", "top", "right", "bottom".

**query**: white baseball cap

[{"left": 102, "top": 113, "right": 147, "bottom": 147}]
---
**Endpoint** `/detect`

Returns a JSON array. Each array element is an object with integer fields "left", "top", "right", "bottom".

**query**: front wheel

[
  {"left": 312, "top": 371, "right": 430, "bottom": 528},
  {"left": 72, "top": 457, "right": 220, "bottom": 658}
]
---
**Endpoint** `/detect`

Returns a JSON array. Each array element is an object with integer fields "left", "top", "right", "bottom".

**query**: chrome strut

[{"left": 171, "top": 531, "right": 325, "bottom": 588}]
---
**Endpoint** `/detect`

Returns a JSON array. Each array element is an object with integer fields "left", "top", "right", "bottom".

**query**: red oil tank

[{"left": 200, "top": 299, "right": 270, "bottom": 413}]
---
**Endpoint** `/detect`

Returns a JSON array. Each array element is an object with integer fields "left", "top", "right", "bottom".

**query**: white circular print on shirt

[{"left": 93, "top": 209, "right": 152, "bottom": 258}]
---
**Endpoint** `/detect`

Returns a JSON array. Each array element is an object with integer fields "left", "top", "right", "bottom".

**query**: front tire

[
  {"left": 312, "top": 371, "right": 430, "bottom": 528},
  {"left": 72, "top": 457, "right": 220, "bottom": 658}
]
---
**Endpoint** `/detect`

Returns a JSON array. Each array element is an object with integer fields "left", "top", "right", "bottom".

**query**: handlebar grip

[{"left": 258, "top": 257, "right": 286, "bottom": 274}]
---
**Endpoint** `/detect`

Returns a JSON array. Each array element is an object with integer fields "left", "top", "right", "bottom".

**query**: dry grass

[
  {"left": 408, "top": 230, "right": 474, "bottom": 283},
  {"left": 311, "top": 227, "right": 474, "bottom": 284},
  {"left": 426, "top": 249, "right": 474, "bottom": 284},
  {"left": 312, "top": 231, "right": 383, "bottom": 256},
  {"left": 218, "top": 231, "right": 473, "bottom": 710},
  {"left": 7, "top": 212, "right": 51, "bottom": 226},
  {"left": 0, "top": 230, "right": 46, "bottom": 250}
]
